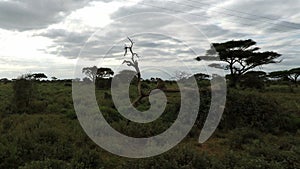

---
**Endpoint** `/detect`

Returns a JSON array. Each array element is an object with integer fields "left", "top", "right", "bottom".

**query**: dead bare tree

[
  {"left": 122, "top": 37, "right": 182, "bottom": 106},
  {"left": 122, "top": 37, "right": 148, "bottom": 106}
]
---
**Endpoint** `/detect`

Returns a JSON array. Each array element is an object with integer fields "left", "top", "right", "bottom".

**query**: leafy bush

[
  {"left": 227, "top": 128, "right": 262, "bottom": 150},
  {"left": 120, "top": 145, "right": 212, "bottom": 169},
  {"left": 11, "top": 78, "right": 36, "bottom": 114},
  {"left": 70, "top": 149, "right": 104, "bottom": 169},
  {"left": 19, "top": 159, "right": 69, "bottom": 169},
  {"left": 220, "top": 90, "right": 288, "bottom": 132}
]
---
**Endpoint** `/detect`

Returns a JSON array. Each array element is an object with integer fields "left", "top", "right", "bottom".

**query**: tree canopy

[
  {"left": 288, "top": 67, "right": 300, "bottom": 84},
  {"left": 32, "top": 73, "right": 48, "bottom": 79},
  {"left": 82, "top": 66, "right": 114, "bottom": 82},
  {"left": 82, "top": 66, "right": 98, "bottom": 82},
  {"left": 196, "top": 39, "right": 281, "bottom": 87},
  {"left": 193, "top": 73, "right": 210, "bottom": 81},
  {"left": 269, "top": 67, "right": 300, "bottom": 87},
  {"left": 97, "top": 68, "right": 114, "bottom": 79}
]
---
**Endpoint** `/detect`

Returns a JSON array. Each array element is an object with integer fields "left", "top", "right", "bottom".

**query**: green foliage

[
  {"left": 0, "top": 80, "right": 299, "bottom": 168},
  {"left": 97, "top": 67, "right": 114, "bottom": 78},
  {"left": 96, "top": 78, "right": 112, "bottom": 89},
  {"left": 70, "top": 149, "right": 104, "bottom": 169},
  {"left": 120, "top": 145, "right": 212, "bottom": 169},
  {"left": 226, "top": 128, "right": 262, "bottom": 150},
  {"left": 220, "top": 90, "right": 286, "bottom": 132},
  {"left": 240, "top": 71, "right": 266, "bottom": 89},
  {"left": 19, "top": 159, "right": 69, "bottom": 169},
  {"left": 0, "top": 114, "right": 108, "bottom": 169},
  {"left": 269, "top": 68, "right": 300, "bottom": 88},
  {"left": 82, "top": 66, "right": 98, "bottom": 82},
  {"left": 11, "top": 78, "right": 36, "bottom": 114},
  {"left": 196, "top": 39, "right": 281, "bottom": 87}
]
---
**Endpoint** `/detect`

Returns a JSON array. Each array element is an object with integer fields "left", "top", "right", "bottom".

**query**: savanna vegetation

[{"left": 0, "top": 38, "right": 299, "bottom": 169}]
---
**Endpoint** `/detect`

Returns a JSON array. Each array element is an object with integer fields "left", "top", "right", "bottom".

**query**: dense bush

[
  {"left": 220, "top": 90, "right": 288, "bottom": 132},
  {"left": 19, "top": 159, "right": 69, "bottom": 169},
  {"left": 0, "top": 80, "right": 299, "bottom": 168},
  {"left": 96, "top": 78, "right": 112, "bottom": 89},
  {"left": 239, "top": 72, "right": 266, "bottom": 90},
  {"left": 120, "top": 145, "right": 212, "bottom": 169},
  {"left": 11, "top": 78, "right": 36, "bottom": 114}
]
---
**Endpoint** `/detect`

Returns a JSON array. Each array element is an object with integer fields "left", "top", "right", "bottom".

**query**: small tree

[
  {"left": 32, "top": 73, "right": 47, "bottom": 80},
  {"left": 268, "top": 70, "right": 290, "bottom": 80},
  {"left": 82, "top": 66, "right": 98, "bottom": 82},
  {"left": 51, "top": 77, "right": 58, "bottom": 81},
  {"left": 288, "top": 67, "right": 300, "bottom": 87},
  {"left": 83, "top": 77, "right": 92, "bottom": 83},
  {"left": 114, "top": 70, "right": 138, "bottom": 84},
  {"left": 196, "top": 39, "right": 281, "bottom": 87},
  {"left": 193, "top": 73, "right": 210, "bottom": 81},
  {"left": 11, "top": 74, "right": 36, "bottom": 114},
  {"left": 97, "top": 67, "right": 114, "bottom": 79},
  {"left": 120, "top": 37, "right": 180, "bottom": 105},
  {"left": 240, "top": 71, "right": 267, "bottom": 89},
  {"left": 269, "top": 68, "right": 300, "bottom": 87},
  {"left": 82, "top": 66, "right": 114, "bottom": 82}
]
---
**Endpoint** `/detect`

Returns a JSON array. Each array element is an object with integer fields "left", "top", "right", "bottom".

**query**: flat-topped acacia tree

[
  {"left": 196, "top": 39, "right": 282, "bottom": 87},
  {"left": 269, "top": 67, "right": 300, "bottom": 87},
  {"left": 82, "top": 66, "right": 114, "bottom": 82},
  {"left": 288, "top": 67, "right": 300, "bottom": 87}
]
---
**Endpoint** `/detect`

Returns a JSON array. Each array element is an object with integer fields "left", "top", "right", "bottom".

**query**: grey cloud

[
  {"left": 111, "top": 0, "right": 192, "bottom": 19},
  {"left": 36, "top": 0, "right": 226, "bottom": 61},
  {"left": 38, "top": 29, "right": 90, "bottom": 42},
  {"left": 208, "top": 0, "right": 300, "bottom": 33},
  {"left": 36, "top": 28, "right": 94, "bottom": 58},
  {"left": 0, "top": 0, "right": 114, "bottom": 31},
  {"left": 34, "top": 0, "right": 300, "bottom": 75},
  {"left": 265, "top": 21, "right": 300, "bottom": 33}
]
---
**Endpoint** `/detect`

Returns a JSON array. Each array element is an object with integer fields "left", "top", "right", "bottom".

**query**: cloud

[
  {"left": 36, "top": 28, "right": 93, "bottom": 58},
  {"left": 41, "top": 0, "right": 300, "bottom": 76},
  {"left": 1, "top": 0, "right": 299, "bottom": 79},
  {"left": 0, "top": 0, "right": 118, "bottom": 31},
  {"left": 206, "top": 0, "right": 300, "bottom": 33}
]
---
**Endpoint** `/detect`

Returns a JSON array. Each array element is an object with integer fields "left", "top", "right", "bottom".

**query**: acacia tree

[
  {"left": 97, "top": 68, "right": 114, "bottom": 79},
  {"left": 193, "top": 73, "right": 210, "bottom": 81},
  {"left": 240, "top": 71, "right": 267, "bottom": 89},
  {"left": 269, "top": 68, "right": 300, "bottom": 87},
  {"left": 82, "top": 66, "right": 98, "bottom": 82},
  {"left": 196, "top": 39, "right": 281, "bottom": 87},
  {"left": 82, "top": 66, "right": 114, "bottom": 82},
  {"left": 95, "top": 67, "right": 115, "bottom": 89},
  {"left": 288, "top": 67, "right": 300, "bottom": 87},
  {"left": 268, "top": 70, "right": 289, "bottom": 80},
  {"left": 32, "top": 73, "right": 47, "bottom": 80}
]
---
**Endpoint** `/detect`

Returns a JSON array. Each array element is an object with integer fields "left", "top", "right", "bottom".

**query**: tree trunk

[{"left": 229, "top": 75, "right": 239, "bottom": 88}]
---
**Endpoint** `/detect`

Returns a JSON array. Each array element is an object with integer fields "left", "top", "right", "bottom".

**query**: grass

[{"left": 0, "top": 81, "right": 299, "bottom": 168}]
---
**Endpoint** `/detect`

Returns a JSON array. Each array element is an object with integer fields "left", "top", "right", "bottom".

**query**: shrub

[
  {"left": 70, "top": 149, "right": 104, "bottom": 169},
  {"left": 19, "top": 159, "right": 69, "bottom": 169},
  {"left": 220, "top": 90, "right": 286, "bottom": 132},
  {"left": 227, "top": 128, "right": 262, "bottom": 150},
  {"left": 120, "top": 145, "right": 212, "bottom": 169},
  {"left": 246, "top": 144, "right": 300, "bottom": 169},
  {"left": 11, "top": 78, "right": 36, "bottom": 114}
]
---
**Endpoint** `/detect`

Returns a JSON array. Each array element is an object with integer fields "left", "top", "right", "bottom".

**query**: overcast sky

[{"left": 0, "top": 0, "right": 299, "bottom": 79}]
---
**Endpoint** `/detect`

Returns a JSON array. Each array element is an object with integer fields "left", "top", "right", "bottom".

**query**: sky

[{"left": 0, "top": 0, "right": 299, "bottom": 80}]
